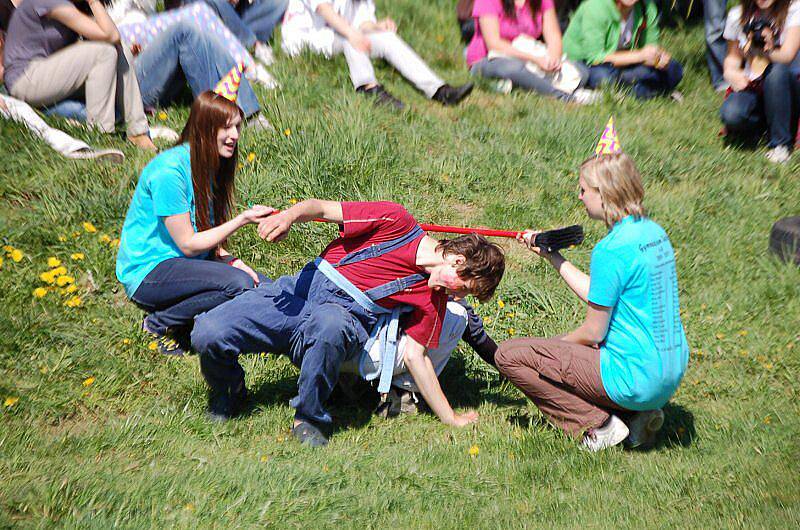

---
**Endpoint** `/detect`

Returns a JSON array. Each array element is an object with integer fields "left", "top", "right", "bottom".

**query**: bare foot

[{"left": 129, "top": 134, "right": 157, "bottom": 151}]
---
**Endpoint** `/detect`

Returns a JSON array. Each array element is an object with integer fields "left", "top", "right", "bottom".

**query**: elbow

[
  {"left": 107, "top": 30, "right": 121, "bottom": 44},
  {"left": 176, "top": 242, "right": 202, "bottom": 258}
]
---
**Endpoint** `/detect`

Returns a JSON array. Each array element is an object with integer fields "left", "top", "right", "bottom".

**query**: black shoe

[
  {"left": 142, "top": 315, "right": 187, "bottom": 356},
  {"left": 206, "top": 379, "right": 247, "bottom": 422},
  {"left": 432, "top": 82, "right": 474, "bottom": 106},
  {"left": 356, "top": 84, "right": 405, "bottom": 110},
  {"left": 291, "top": 421, "right": 329, "bottom": 447}
]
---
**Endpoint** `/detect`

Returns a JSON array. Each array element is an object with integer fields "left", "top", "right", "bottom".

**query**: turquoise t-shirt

[
  {"left": 116, "top": 144, "right": 208, "bottom": 297},
  {"left": 588, "top": 216, "right": 689, "bottom": 411}
]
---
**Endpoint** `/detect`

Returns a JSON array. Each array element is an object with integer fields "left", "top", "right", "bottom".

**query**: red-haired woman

[{"left": 116, "top": 90, "right": 273, "bottom": 355}]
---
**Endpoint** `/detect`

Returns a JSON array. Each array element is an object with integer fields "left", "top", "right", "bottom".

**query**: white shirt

[
  {"left": 108, "top": 0, "right": 157, "bottom": 27},
  {"left": 281, "top": 0, "right": 377, "bottom": 57},
  {"left": 723, "top": 1, "right": 800, "bottom": 78}
]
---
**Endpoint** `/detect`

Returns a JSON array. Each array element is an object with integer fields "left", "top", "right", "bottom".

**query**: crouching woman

[
  {"left": 496, "top": 149, "right": 689, "bottom": 451},
  {"left": 116, "top": 87, "right": 272, "bottom": 355}
]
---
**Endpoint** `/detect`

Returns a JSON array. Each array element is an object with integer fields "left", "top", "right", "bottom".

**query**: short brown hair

[
  {"left": 580, "top": 153, "right": 646, "bottom": 227},
  {"left": 437, "top": 234, "right": 505, "bottom": 302}
]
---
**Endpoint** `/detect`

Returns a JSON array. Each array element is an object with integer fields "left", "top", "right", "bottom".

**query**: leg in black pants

[{"left": 131, "top": 257, "right": 257, "bottom": 339}]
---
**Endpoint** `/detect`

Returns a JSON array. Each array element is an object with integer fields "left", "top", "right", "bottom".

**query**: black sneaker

[
  {"left": 356, "top": 84, "right": 405, "bottom": 110},
  {"left": 432, "top": 82, "right": 474, "bottom": 106},
  {"left": 142, "top": 315, "right": 187, "bottom": 356},
  {"left": 375, "top": 388, "right": 422, "bottom": 418},
  {"left": 291, "top": 421, "right": 329, "bottom": 447},
  {"left": 206, "top": 379, "right": 248, "bottom": 422}
]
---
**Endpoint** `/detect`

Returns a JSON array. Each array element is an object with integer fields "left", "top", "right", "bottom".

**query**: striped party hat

[
  {"left": 594, "top": 117, "right": 622, "bottom": 156},
  {"left": 214, "top": 62, "right": 246, "bottom": 102}
]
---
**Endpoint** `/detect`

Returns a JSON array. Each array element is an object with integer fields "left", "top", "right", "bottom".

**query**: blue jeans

[
  {"left": 132, "top": 257, "right": 257, "bottom": 335},
  {"left": 582, "top": 59, "right": 684, "bottom": 99},
  {"left": 195, "top": 0, "right": 288, "bottom": 48},
  {"left": 704, "top": 0, "right": 728, "bottom": 89},
  {"left": 470, "top": 57, "right": 585, "bottom": 100},
  {"left": 135, "top": 20, "right": 261, "bottom": 117},
  {"left": 191, "top": 262, "right": 377, "bottom": 427},
  {"left": 720, "top": 63, "right": 800, "bottom": 148}
]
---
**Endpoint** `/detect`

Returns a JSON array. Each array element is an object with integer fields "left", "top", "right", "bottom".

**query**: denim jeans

[
  {"left": 720, "top": 63, "right": 800, "bottom": 147},
  {"left": 195, "top": 0, "right": 288, "bottom": 48},
  {"left": 132, "top": 257, "right": 257, "bottom": 336},
  {"left": 191, "top": 262, "right": 378, "bottom": 427},
  {"left": 470, "top": 57, "right": 584, "bottom": 100},
  {"left": 135, "top": 20, "right": 261, "bottom": 117},
  {"left": 704, "top": 0, "right": 728, "bottom": 89},
  {"left": 43, "top": 20, "right": 262, "bottom": 121},
  {"left": 582, "top": 59, "right": 683, "bottom": 99}
]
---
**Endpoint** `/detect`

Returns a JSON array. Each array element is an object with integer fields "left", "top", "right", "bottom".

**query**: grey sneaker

[
  {"left": 766, "top": 145, "right": 791, "bottom": 164},
  {"left": 581, "top": 414, "right": 629, "bottom": 452},
  {"left": 571, "top": 88, "right": 601, "bottom": 105},
  {"left": 625, "top": 409, "right": 665, "bottom": 449},
  {"left": 375, "top": 387, "right": 421, "bottom": 418}
]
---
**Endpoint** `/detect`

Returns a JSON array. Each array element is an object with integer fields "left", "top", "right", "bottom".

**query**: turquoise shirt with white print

[
  {"left": 588, "top": 216, "right": 689, "bottom": 411},
  {"left": 116, "top": 144, "right": 209, "bottom": 298}
]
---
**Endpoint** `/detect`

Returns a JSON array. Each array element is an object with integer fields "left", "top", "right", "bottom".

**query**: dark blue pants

[
  {"left": 195, "top": 0, "right": 288, "bottom": 48},
  {"left": 720, "top": 63, "right": 800, "bottom": 148},
  {"left": 191, "top": 263, "right": 377, "bottom": 427},
  {"left": 132, "top": 257, "right": 256, "bottom": 335},
  {"left": 582, "top": 59, "right": 683, "bottom": 99}
]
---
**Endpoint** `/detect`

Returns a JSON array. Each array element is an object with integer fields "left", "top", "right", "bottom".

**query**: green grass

[{"left": 1, "top": 1, "right": 799, "bottom": 527}]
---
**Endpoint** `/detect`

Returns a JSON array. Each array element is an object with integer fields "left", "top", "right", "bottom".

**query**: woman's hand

[
  {"left": 238, "top": 205, "right": 276, "bottom": 225},
  {"left": 348, "top": 31, "right": 371, "bottom": 53},
  {"left": 230, "top": 258, "right": 259, "bottom": 286},
  {"left": 450, "top": 410, "right": 479, "bottom": 427},
  {"left": 518, "top": 230, "right": 553, "bottom": 258},
  {"left": 638, "top": 45, "right": 662, "bottom": 67},
  {"left": 532, "top": 54, "right": 560, "bottom": 72},
  {"left": 375, "top": 17, "right": 397, "bottom": 33},
  {"left": 729, "top": 70, "right": 750, "bottom": 92},
  {"left": 257, "top": 209, "right": 295, "bottom": 242},
  {"left": 654, "top": 50, "right": 671, "bottom": 70}
]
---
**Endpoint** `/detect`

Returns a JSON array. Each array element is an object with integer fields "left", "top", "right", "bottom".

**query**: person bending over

[
  {"left": 190, "top": 200, "right": 505, "bottom": 446},
  {"left": 562, "top": 0, "right": 683, "bottom": 100},
  {"left": 496, "top": 121, "right": 688, "bottom": 452},
  {"left": 116, "top": 77, "right": 273, "bottom": 356},
  {"left": 281, "top": 0, "right": 474, "bottom": 109},
  {"left": 720, "top": 0, "right": 800, "bottom": 164},
  {"left": 3, "top": 0, "right": 155, "bottom": 149}
]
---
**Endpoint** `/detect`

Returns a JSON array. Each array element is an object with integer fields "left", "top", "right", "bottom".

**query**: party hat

[
  {"left": 594, "top": 116, "right": 622, "bottom": 155},
  {"left": 214, "top": 62, "right": 246, "bottom": 102}
]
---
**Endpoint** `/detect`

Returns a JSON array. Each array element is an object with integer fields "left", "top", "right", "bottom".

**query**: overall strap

[
  {"left": 335, "top": 225, "right": 425, "bottom": 267},
  {"left": 364, "top": 273, "right": 428, "bottom": 301},
  {"left": 313, "top": 258, "right": 390, "bottom": 315}
]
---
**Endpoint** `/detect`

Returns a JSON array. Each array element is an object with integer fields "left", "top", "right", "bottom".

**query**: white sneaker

[
  {"left": 253, "top": 41, "right": 275, "bottom": 67},
  {"left": 581, "top": 414, "right": 629, "bottom": 452},
  {"left": 495, "top": 79, "right": 513, "bottom": 94},
  {"left": 670, "top": 90, "right": 685, "bottom": 103},
  {"left": 248, "top": 63, "right": 280, "bottom": 90},
  {"left": 65, "top": 147, "right": 125, "bottom": 164},
  {"left": 245, "top": 114, "right": 274, "bottom": 132},
  {"left": 571, "top": 88, "right": 601, "bottom": 105},
  {"left": 766, "top": 145, "right": 791, "bottom": 164},
  {"left": 625, "top": 409, "right": 664, "bottom": 449},
  {"left": 149, "top": 126, "right": 179, "bottom": 143}
]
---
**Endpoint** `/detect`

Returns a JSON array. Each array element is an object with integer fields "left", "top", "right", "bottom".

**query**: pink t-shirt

[{"left": 465, "top": 0, "right": 555, "bottom": 67}]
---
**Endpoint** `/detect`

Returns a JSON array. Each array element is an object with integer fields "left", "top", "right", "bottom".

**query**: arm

[
  {"left": 49, "top": 0, "right": 120, "bottom": 43},
  {"left": 767, "top": 26, "right": 800, "bottom": 64},
  {"left": 478, "top": 14, "right": 557, "bottom": 70},
  {"left": 723, "top": 40, "right": 750, "bottom": 91},
  {"left": 164, "top": 205, "right": 275, "bottom": 257},
  {"left": 519, "top": 230, "right": 590, "bottom": 303},
  {"left": 257, "top": 199, "right": 343, "bottom": 242},
  {"left": 457, "top": 299, "right": 499, "bottom": 368},
  {"left": 561, "top": 303, "right": 612, "bottom": 346},
  {"left": 541, "top": 8, "right": 562, "bottom": 60},
  {"left": 315, "top": 2, "right": 371, "bottom": 52},
  {"left": 403, "top": 335, "right": 478, "bottom": 426}
]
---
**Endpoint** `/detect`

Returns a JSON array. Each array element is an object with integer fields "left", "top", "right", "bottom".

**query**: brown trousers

[{"left": 496, "top": 337, "right": 626, "bottom": 437}]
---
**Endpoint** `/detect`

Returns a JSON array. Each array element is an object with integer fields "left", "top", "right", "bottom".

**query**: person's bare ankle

[{"left": 129, "top": 134, "right": 157, "bottom": 151}]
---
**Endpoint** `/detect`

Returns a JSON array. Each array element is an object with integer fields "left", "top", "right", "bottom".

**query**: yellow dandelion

[
  {"left": 677, "top": 426, "right": 686, "bottom": 436},
  {"left": 757, "top": 355, "right": 767, "bottom": 363},
  {"left": 99, "top": 234, "right": 112, "bottom": 244},
  {"left": 700, "top": 304, "right": 707, "bottom": 310},
  {"left": 39, "top": 271, "right": 56, "bottom": 284},
  {"left": 283, "top": 128, "right": 291, "bottom": 137},
  {"left": 764, "top": 363, "right": 774, "bottom": 370},
  {"left": 158, "top": 111, "right": 168, "bottom": 121},
  {"left": 110, "top": 238, "right": 120, "bottom": 247},
  {"left": 260, "top": 455, "right": 269, "bottom": 463},
  {"left": 122, "top": 338, "right": 131, "bottom": 345},
  {"left": 289, "top": 198, "right": 298, "bottom": 205},
  {"left": 497, "top": 299, "right": 505, "bottom": 309},
  {"left": 0, "top": 256, "right": 3, "bottom": 269},
  {"left": 506, "top": 312, "right": 515, "bottom": 319},
  {"left": 52, "top": 266, "right": 67, "bottom": 277},
  {"left": 10, "top": 249, "right": 23, "bottom": 262},
  {"left": 82, "top": 376, "right": 95, "bottom": 387},
  {"left": 247, "top": 152, "right": 256, "bottom": 163},
  {"left": 322, "top": 465, "right": 330, "bottom": 473},
  {"left": 184, "top": 503, "right": 195, "bottom": 512},
  {"left": 436, "top": 34, "right": 445, "bottom": 43},
  {"left": 4, "top": 396, "right": 19, "bottom": 407},
  {"left": 64, "top": 296, "right": 82, "bottom": 308},
  {"left": 715, "top": 333, "right": 725, "bottom": 340},
  {"left": 2, "top": 245, "right": 12, "bottom": 253},
  {"left": 71, "top": 253, "right": 84, "bottom": 260},
  {"left": 56, "top": 275, "right": 74, "bottom": 287},
  {"left": 58, "top": 235, "right": 67, "bottom": 242},
  {"left": 468, "top": 445, "right": 480, "bottom": 457},
  {"left": 764, "top": 415, "right": 771, "bottom": 425},
  {"left": 64, "top": 284, "right": 77, "bottom": 294},
  {"left": 786, "top": 342, "right": 795, "bottom": 350},
  {"left": 72, "top": 231, "right": 80, "bottom": 238},
  {"left": 83, "top": 222, "right": 97, "bottom": 233},
  {"left": 738, "top": 330, "right": 748, "bottom": 337},
  {"left": 484, "top": 317, "right": 492, "bottom": 324},
  {"left": 39, "top": 366, "right": 48, "bottom": 374},
  {"left": 47, "top": 257, "right": 61, "bottom": 268},
  {"left": 507, "top": 328, "right": 515, "bottom": 335},
  {"left": 739, "top": 350, "right": 748, "bottom": 357},
  {"left": 148, "top": 341, "right": 158, "bottom": 351},
  {"left": 32, "top": 287, "right": 48, "bottom": 298}
]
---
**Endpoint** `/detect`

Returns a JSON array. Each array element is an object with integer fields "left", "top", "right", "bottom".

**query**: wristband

[
  {"left": 220, "top": 255, "right": 238, "bottom": 265},
  {"left": 228, "top": 258, "right": 242, "bottom": 267}
]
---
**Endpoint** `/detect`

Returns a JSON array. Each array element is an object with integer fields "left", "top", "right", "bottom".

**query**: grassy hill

[{"left": 1, "top": 1, "right": 798, "bottom": 527}]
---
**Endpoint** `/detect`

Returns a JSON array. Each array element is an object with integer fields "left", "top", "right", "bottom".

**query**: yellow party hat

[
  {"left": 214, "top": 62, "right": 246, "bottom": 102},
  {"left": 594, "top": 117, "right": 622, "bottom": 156}
]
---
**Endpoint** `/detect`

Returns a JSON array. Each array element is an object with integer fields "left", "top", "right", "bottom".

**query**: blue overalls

[{"left": 191, "top": 226, "right": 427, "bottom": 427}]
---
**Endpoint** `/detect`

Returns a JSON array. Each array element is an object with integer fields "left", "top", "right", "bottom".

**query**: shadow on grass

[
  {"left": 650, "top": 402, "right": 697, "bottom": 450},
  {"left": 439, "top": 353, "right": 526, "bottom": 409}
]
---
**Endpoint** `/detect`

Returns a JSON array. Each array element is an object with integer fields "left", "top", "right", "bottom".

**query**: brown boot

[{"left": 129, "top": 133, "right": 157, "bottom": 152}]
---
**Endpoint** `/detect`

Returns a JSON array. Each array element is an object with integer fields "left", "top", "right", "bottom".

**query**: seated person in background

[
  {"left": 116, "top": 68, "right": 273, "bottom": 355},
  {"left": 281, "top": 0, "right": 474, "bottom": 109},
  {"left": 466, "top": 0, "right": 596, "bottom": 103},
  {"left": 720, "top": 0, "right": 800, "bottom": 164},
  {"left": 495, "top": 119, "right": 689, "bottom": 452},
  {"left": 3, "top": 0, "right": 155, "bottom": 150},
  {"left": 563, "top": 0, "right": 683, "bottom": 100},
  {"left": 1, "top": 0, "right": 123, "bottom": 161},
  {"left": 190, "top": 200, "right": 505, "bottom": 447}
]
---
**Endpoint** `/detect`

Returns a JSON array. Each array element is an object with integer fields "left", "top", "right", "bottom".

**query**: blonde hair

[{"left": 580, "top": 153, "right": 646, "bottom": 227}]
